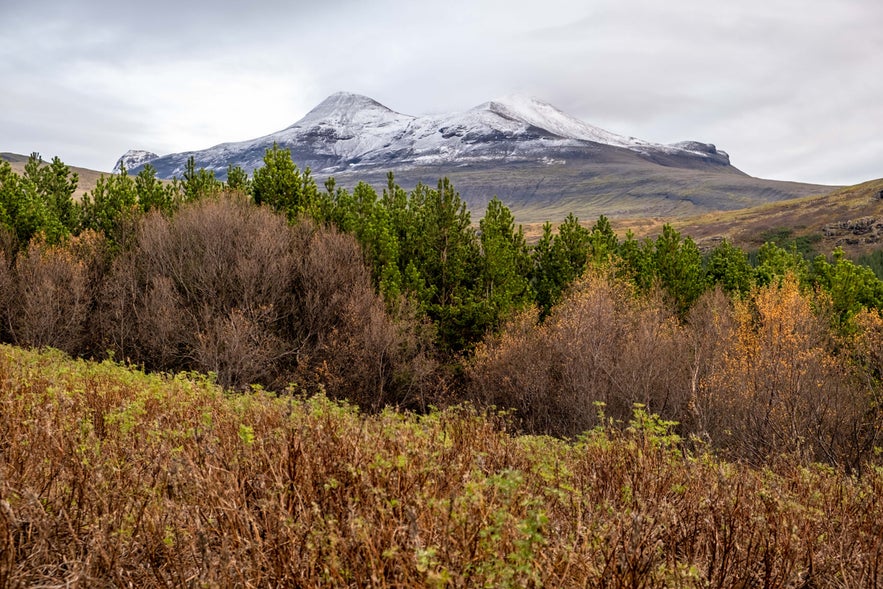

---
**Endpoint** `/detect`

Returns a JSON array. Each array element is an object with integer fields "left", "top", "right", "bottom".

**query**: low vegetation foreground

[{"left": 1, "top": 345, "right": 883, "bottom": 587}]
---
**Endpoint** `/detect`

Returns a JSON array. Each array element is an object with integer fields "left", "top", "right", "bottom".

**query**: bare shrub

[
  {"left": 0, "top": 249, "right": 13, "bottom": 343},
  {"left": 97, "top": 194, "right": 432, "bottom": 402},
  {"left": 7, "top": 238, "right": 89, "bottom": 354},
  {"left": 195, "top": 308, "right": 291, "bottom": 389},
  {"left": 683, "top": 287, "right": 739, "bottom": 439},
  {"left": 98, "top": 196, "right": 298, "bottom": 387},
  {"left": 288, "top": 224, "right": 436, "bottom": 408},
  {"left": 468, "top": 272, "right": 692, "bottom": 436}
]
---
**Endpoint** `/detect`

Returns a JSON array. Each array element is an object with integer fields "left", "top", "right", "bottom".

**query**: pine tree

[
  {"left": 0, "top": 158, "right": 66, "bottom": 245},
  {"left": 403, "top": 178, "right": 482, "bottom": 351},
  {"left": 706, "top": 239, "right": 753, "bottom": 296},
  {"left": 251, "top": 143, "right": 318, "bottom": 220},
  {"left": 79, "top": 169, "right": 138, "bottom": 242},
  {"left": 39, "top": 156, "right": 79, "bottom": 232},
  {"left": 530, "top": 221, "right": 563, "bottom": 315},
  {"left": 135, "top": 164, "right": 176, "bottom": 214},
  {"left": 588, "top": 214, "right": 618, "bottom": 264},
  {"left": 530, "top": 213, "right": 591, "bottom": 315},
  {"left": 225, "top": 164, "right": 250, "bottom": 194},
  {"left": 478, "top": 197, "right": 532, "bottom": 326},
  {"left": 181, "top": 156, "right": 221, "bottom": 201},
  {"left": 652, "top": 224, "right": 704, "bottom": 313}
]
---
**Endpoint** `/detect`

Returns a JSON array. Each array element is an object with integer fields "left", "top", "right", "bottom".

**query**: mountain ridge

[
  {"left": 120, "top": 91, "right": 733, "bottom": 178},
  {"left": 116, "top": 92, "right": 833, "bottom": 222}
]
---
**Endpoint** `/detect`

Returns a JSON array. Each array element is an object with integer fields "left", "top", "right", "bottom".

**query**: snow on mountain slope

[
  {"left": 483, "top": 95, "right": 643, "bottom": 148},
  {"left": 121, "top": 92, "right": 731, "bottom": 179},
  {"left": 113, "top": 149, "right": 158, "bottom": 174},
  {"left": 270, "top": 92, "right": 416, "bottom": 159}
]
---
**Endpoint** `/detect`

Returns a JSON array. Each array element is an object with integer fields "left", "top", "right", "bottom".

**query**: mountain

[
  {"left": 121, "top": 92, "right": 834, "bottom": 222},
  {"left": 113, "top": 149, "right": 159, "bottom": 174}
]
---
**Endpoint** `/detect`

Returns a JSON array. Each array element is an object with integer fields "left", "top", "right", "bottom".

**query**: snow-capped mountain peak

[
  {"left": 481, "top": 95, "right": 650, "bottom": 149},
  {"left": 290, "top": 91, "right": 411, "bottom": 129},
  {"left": 120, "top": 91, "right": 731, "bottom": 179},
  {"left": 113, "top": 149, "right": 158, "bottom": 174}
]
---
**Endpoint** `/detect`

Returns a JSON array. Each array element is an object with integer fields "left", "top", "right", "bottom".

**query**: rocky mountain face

[
  {"left": 113, "top": 149, "right": 159, "bottom": 174},
  {"left": 120, "top": 92, "right": 833, "bottom": 221}
]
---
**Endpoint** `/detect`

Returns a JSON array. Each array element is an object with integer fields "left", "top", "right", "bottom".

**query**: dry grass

[
  {"left": 554, "top": 178, "right": 883, "bottom": 260},
  {"left": 0, "top": 153, "right": 108, "bottom": 203},
  {"left": 663, "top": 178, "right": 883, "bottom": 257},
  {"left": 2, "top": 345, "right": 883, "bottom": 587}
]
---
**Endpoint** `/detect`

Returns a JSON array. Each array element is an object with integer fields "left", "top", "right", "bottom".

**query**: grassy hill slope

[
  {"left": 1, "top": 152, "right": 107, "bottom": 202},
  {"left": 340, "top": 157, "right": 833, "bottom": 226},
  {"left": 665, "top": 177, "right": 883, "bottom": 257}
]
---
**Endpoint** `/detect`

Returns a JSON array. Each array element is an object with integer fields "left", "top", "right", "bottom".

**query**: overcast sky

[{"left": 1, "top": 0, "right": 880, "bottom": 186}]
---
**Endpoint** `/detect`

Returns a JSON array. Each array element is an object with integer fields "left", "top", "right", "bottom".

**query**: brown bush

[
  {"left": 682, "top": 287, "right": 740, "bottom": 439},
  {"left": 468, "top": 272, "right": 692, "bottom": 436},
  {"left": 5, "top": 238, "right": 90, "bottom": 354},
  {"left": 287, "top": 225, "right": 435, "bottom": 408},
  {"left": 0, "top": 249, "right": 13, "bottom": 343},
  {"left": 97, "top": 195, "right": 431, "bottom": 404}
]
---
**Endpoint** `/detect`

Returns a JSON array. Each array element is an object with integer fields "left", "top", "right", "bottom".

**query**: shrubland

[
  {"left": 2, "top": 345, "right": 883, "bottom": 587},
  {"left": 2, "top": 147, "right": 883, "bottom": 583}
]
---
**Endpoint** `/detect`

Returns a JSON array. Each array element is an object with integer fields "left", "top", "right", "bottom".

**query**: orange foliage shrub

[{"left": 697, "top": 276, "right": 879, "bottom": 468}]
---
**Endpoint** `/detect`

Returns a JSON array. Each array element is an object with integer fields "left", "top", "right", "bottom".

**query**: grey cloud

[{"left": 0, "top": 0, "right": 880, "bottom": 184}]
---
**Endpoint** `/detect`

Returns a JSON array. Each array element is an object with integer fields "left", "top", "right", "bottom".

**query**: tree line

[{"left": 2, "top": 147, "right": 883, "bottom": 469}]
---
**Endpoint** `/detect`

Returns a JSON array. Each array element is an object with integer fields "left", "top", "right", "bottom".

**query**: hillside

[
  {"left": 658, "top": 177, "right": 883, "bottom": 258},
  {"left": 0, "top": 152, "right": 105, "bottom": 202}
]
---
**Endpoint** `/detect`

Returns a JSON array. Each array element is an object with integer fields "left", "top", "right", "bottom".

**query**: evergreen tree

[
  {"left": 36, "top": 156, "right": 79, "bottom": 232},
  {"left": 181, "top": 156, "right": 221, "bottom": 201},
  {"left": 79, "top": 169, "right": 138, "bottom": 242},
  {"left": 810, "top": 249, "right": 883, "bottom": 326},
  {"left": 225, "top": 164, "right": 250, "bottom": 194},
  {"left": 754, "top": 241, "right": 808, "bottom": 287},
  {"left": 588, "top": 214, "right": 618, "bottom": 264},
  {"left": 530, "top": 221, "right": 563, "bottom": 315},
  {"left": 135, "top": 164, "right": 177, "bottom": 214},
  {"left": 382, "top": 173, "right": 430, "bottom": 305},
  {"left": 617, "top": 229, "right": 655, "bottom": 291},
  {"left": 706, "top": 239, "right": 754, "bottom": 296},
  {"left": 0, "top": 158, "right": 66, "bottom": 245},
  {"left": 329, "top": 181, "right": 404, "bottom": 301},
  {"left": 251, "top": 143, "right": 318, "bottom": 220},
  {"left": 478, "top": 197, "right": 532, "bottom": 327},
  {"left": 555, "top": 213, "right": 592, "bottom": 279},
  {"left": 651, "top": 224, "right": 704, "bottom": 313},
  {"left": 530, "top": 214, "right": 591, "bottom": 315},
  {"left": 857, "top": 249, "right": 883, "bottom": 281},
  {"left": 403, "top": 178, "right": 483, "bottom": 351}
]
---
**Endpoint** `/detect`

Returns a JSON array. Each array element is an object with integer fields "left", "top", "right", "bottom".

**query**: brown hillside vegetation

[
  {"left": 524, "top": 178, "right": 883, "bottom": 259},
  {"left": 2, "top": 345, "right": 883, "bottom": 587},
  {"left": 670, "top": 178, "right": 883, "bottom": 257},
  {"left": 0, "top": 152, "right": 106, "bottom": 202}
]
